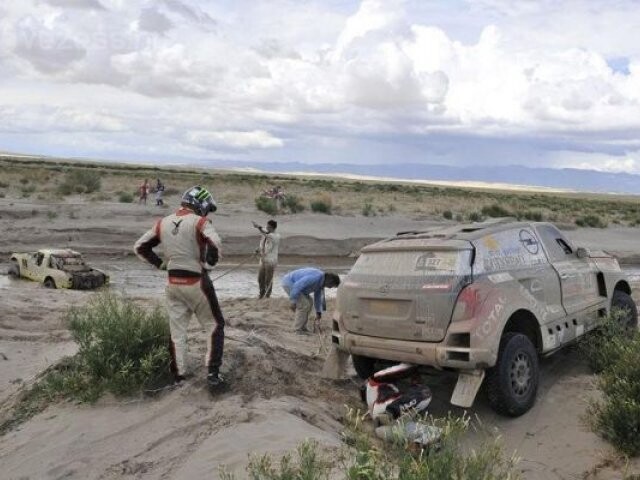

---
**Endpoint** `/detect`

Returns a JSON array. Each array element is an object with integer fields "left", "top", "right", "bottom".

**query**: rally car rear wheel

[{"left": 43, "top": 277, "right": 57, "bottom": 289}]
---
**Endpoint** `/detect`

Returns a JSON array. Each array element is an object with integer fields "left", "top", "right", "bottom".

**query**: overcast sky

[{"left": 0, "top": 0, "right": 639, "bottom": 172}]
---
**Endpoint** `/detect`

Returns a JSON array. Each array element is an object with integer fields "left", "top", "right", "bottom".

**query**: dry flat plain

[{"left": 1, "top": 156, "right": 640, "bottom": 479}]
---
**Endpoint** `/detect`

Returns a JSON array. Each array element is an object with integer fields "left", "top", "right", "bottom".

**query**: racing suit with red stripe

[{"left": 134, "top": 207, "right": 225, "bottom": 378}]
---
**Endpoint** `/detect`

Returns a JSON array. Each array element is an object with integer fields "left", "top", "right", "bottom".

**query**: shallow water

[
  {"left": 0, "top": 260, "right": 349, "bottom": 300},
  {"left": 2, "top": 261, "right": 639, "bottom": 300}
]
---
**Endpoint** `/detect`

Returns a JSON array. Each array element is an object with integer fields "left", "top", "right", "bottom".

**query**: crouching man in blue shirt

[{"left": 281, "top": 268, "right": 341, "bottom": 334}]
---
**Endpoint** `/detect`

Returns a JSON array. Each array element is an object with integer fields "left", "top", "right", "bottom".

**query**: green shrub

[
  {"left": 0, "top": 295, "right": 171, "bottom": 435},
  {"left": 255, "top": 196, "right": 278, "bottom": 215},
  {"left": 580, "top": 310, "right": 629, "bottom": 373},
  {"left": 481, "top": 203, "right": 512, "bottom": 217},
  {"left": 520, "top": 210, "right": 544, "bottom": 221},
  {"left": 362, "top": 203, "right": 375, "bottom": 217},
  {"left": 583, "top": 310, "right": 640, "bottom": 456},
  {"left": 57, "top": 169, "right": 102, "bottom": 195},
  {"left": 221, "top": 410, "right": 519, "bottom": 480},
  {"left": 118, "top": 191, "right": 134, "bottom": 203},
  {"left": 46, "top": 211, "right": 58, "bottom": 220},
  {"left": 575, "top": 215, "right": 608, "bottom": 228},
  {"left": 67, "top": 294, "right": 171, "bottom": 397},
  {"left": 442, "top": 210, "right": 453, "bottom": 220},
  {"left": 468, "top": 211, "right": 483, "bottom": 222},
  {"left": 284, "top": 194, "right": 305, "bottom": 213},
  {"left": 311, "top": 194, "right": 332, "bottom": 214}
]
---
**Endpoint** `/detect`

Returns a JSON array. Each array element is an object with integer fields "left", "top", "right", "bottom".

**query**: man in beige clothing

[
  {"left": 253, "top": 219, "right": 280, "bottom": 299},
  {"left": 135, "top": 185, "right": 226, "bottom": 390}
]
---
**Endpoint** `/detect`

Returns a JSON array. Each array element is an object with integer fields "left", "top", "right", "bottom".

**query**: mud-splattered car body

[
  {"left": 332, "top": 219, "right": 635, "bottom": 416},
  {"left": 9, "top": 249, "right": 109, "bottom": 290}
]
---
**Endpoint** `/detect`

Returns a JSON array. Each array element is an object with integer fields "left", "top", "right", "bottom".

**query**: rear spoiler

[{"left": 361, "top": 239, "right": 473, "bottom": 254}]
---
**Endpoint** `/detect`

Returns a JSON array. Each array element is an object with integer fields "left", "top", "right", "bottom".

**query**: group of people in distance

[
  {"left": 134, "top": 185, "right": 341, "bottom": 392},
  {"left": 262, "top": 185, "right": 286, "bottom": 210},
  {"left": 139, "top": 178, "right": 165, "bottom": 206}
]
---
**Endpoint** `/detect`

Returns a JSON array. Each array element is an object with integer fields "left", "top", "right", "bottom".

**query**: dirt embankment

[{"left": 3, "top": 198, "right": 640, "bottom": 263}]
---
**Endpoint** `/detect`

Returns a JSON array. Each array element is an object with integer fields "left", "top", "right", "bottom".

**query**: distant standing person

[
  {"left": 281, "top": 268, "right": 341, "bottom": 334},
  {"left": 139, "top": 179, "right": 149, "bottom": 204},
  {"left": 274, "top": 186, "right": 285, "bottom": 211},
  {"left": 253, "top": 220, "right": 280, "bottom": 299},
  {"left": 155, "top": 178, "right": 165, "bottom": 206}
]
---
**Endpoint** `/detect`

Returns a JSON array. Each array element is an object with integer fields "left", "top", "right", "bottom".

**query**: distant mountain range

[{"left": 209, "top": 160, "right": 640, "bottom": 195}]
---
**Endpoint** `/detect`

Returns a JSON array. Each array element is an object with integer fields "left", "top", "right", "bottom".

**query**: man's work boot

[{"left": 207, "top": 370, "right": 227, "bottom": 394}]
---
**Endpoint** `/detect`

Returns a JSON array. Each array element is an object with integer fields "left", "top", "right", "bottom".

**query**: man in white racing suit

[{"left": 134, "top": 186, "right": 226, "bottom": 389}]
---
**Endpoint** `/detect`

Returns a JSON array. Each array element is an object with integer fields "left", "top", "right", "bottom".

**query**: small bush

[
  {"left": 580, "top": 310, "right": 630, "bottom": 374},
  {"left": 583, "top": 311, "right": 640, "bottom": 456},
  {"left": 575, "top": 215, "right": 608, "bottom": 228},
  {"left": 362, "top": 202, "right": 375, "bottom": 217},
  {"left": 19, "top": 177, "right": 29, "bottom": 185},
  {"left": 481, "top": 203, "right": 512, "bottom": 217},
  {"left": 468, "top": 211, "right": 483, "bottom": 222},
  {"left": 46, "top": 211, "right": 58, "bottom": 220},
  {"left": 310, "top": 194, "right": 332, "bottom": 214},
  {"left": 455, "top": 213, "right": 463, "bottom": 222},
  {"left": 284, "top": 195, "right": 305, "bottom": 213},
  {"left": 387, "top": 203, "right": 396, "bottom": 213},
  {"left": 118, "top": 191, "right": 134, "bottom": 203},
  {"left": 0, "top": 295, "right": 170, "bottom": 434},
  {"left": 520, "top": 210, "right": 544, "bottom": 221},
  {"left": 255, "top": 196, "right": 278, "bottom": 215},
  {"left": 58, "top": 169, "right": 102, "bottom": 195},
  {"left": 442, "top": 210, "right": 453, "bottom": 220}
]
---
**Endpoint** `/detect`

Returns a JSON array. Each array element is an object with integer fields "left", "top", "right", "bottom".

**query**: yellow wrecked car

[{"left": 9, "top": 249, "right": 109, "bottom": 290}]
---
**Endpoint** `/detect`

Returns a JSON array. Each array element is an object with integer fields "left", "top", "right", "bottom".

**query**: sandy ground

[{"left": 2, "top": 197, "right": 640, "bottom": 479}]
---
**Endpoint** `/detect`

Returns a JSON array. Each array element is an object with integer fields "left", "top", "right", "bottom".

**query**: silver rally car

[{"left": 332, "top": 219, "right": 637, "bottom": 416}]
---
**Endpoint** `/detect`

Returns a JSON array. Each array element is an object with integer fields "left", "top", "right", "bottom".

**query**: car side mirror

[{"left": 576, "top": 247, "right": 589, "bottom": 259}]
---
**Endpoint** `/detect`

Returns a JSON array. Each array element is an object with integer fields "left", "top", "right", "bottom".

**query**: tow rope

[{"left": 210, "top": 253, "right": 258, "bottom": 283}]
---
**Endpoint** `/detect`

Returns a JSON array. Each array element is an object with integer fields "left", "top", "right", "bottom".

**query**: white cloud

[
  {"left": 551, "top": 150, "right": 640, "bottom": 175},
  {"left": 186, "top": 130, "right": 284, "bottom": 150},
  {"left": 13, "top": 15, "right": 86, "bottom": 73},
  {"left": 0, "top": 0, "right": 639, "bottom": 170},
  {"left": 137, "top": 7, "right": 173, "bottom": 34},
  {"left": 43, "top": 0, "right": 104, "bottom": 10}
]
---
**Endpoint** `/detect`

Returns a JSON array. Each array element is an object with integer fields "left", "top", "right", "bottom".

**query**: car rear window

[{"left": 351, "top": 250, "right": 473, "bottom": 277}]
